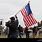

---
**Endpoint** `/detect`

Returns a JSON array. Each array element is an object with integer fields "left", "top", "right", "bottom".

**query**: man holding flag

[
  {"left": 21, "top": 1, "right": 37, "bottom": 28},
  {"left": 5, "top": 15, "right": 19, "bottom": 38},
  {"left": 15, "top": 1, "right": 37, "bottom": 38}
]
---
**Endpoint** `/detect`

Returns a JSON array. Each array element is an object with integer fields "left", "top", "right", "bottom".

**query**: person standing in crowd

[
  {"left": 33, "top": 26, "right": 37, "bottom": 38},
  {"left": 24, "top": 26, "right": 29, "bottom": 38},
  {"left": 5, "top": 15, "right": 19, "bottom": 38},
  {"left": 18, "top": 25, "right": 23, "bottom": 38}
]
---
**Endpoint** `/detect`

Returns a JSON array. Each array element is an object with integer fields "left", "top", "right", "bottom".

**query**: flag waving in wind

[{"left": 20, "top": 2, "right": 37, "bottom": 28}]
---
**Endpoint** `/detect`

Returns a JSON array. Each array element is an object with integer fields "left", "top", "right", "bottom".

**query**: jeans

[{"left": 8, "top": 32, "right": 18, "bottom": 38}]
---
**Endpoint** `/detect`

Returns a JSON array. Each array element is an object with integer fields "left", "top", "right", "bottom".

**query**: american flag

[{"left": 21, "top": 3, "right": 37, "bottom": 28}]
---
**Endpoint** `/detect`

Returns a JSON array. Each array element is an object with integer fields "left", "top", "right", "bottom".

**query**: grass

[
  {"left": 0, "top": 35, "right": 7, "bottom": 38},
  {"left": 0, "top": 34, "right": 42, "bottom": 38}
]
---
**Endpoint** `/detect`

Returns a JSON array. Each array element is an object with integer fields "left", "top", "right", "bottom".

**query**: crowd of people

[
  {"left": 5, "top": 15, "right": 24, "bottom": 38},
  {"left": 5, "top": 15, "right": 42, "bottom": 38}
]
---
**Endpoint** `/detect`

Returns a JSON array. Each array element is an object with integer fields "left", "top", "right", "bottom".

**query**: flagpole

[
  {"left": 15, "top": 1, "right": 30, "bottom": 16},
  {"left": 15, "top": 10, "right": 21, "bottom": 16},
  {"left": 28, "top": 1, "right": 30, "bottom": 3}
]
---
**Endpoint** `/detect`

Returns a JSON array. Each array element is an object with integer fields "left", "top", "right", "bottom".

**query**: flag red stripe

[
  {"left": 21, "top": 8, "right": 37, "bottom": 27},
  {"left": 21, "top": 9, "right": 30, "bottom": 27},
  {"left": 28, "top": 14, "right": 34, "bottom": 25},
  {"left": 23, "top": 16, "right": 30, "bottom": 26},
  {"left": 21, "top": 9, "right": 30, "bottom": 26},
  {"left": 23, "top": 18, "right": 29, "bottom": 27}
]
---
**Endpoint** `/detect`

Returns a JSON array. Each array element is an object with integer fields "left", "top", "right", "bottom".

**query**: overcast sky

[{"left": 0, "top": 0, "right": 42, "bottom": 27}]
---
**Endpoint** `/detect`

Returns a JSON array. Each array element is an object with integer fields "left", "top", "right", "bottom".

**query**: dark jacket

[
  {"left": 6, "top": 19, "right": 19, "bottom": 35},
  {"left": 18, "top": 25, "right": 23, "bottom": 32},
  {"left": 24, "top": 27, "right": 28, "bottom": 34}
]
